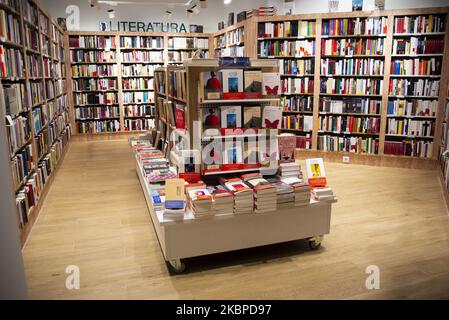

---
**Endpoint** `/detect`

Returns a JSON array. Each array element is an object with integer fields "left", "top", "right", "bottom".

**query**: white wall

[
  {"left": 41, "top": 0, "right": 281, "bottom": 33},
  {"left": 292, "top": 0, "right": 449, "bottom": 13}
]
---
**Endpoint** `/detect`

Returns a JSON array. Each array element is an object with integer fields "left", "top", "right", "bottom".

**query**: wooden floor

[{"left": 22, "top": 139, "right": 449, "bottom": 299}]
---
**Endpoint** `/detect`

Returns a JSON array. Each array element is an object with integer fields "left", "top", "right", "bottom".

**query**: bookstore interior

[{"left": 1, "top": 0, "right": 449, "bottom": 301}]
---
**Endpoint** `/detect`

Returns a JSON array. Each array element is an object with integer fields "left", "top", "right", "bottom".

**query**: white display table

[{"left": 136, "top": 159, "right": 336, "bottom": 273}]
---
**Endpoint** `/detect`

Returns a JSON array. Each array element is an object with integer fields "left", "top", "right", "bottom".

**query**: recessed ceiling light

[{"left": 224, "top": 0, "right": 232, "bottom": 4}]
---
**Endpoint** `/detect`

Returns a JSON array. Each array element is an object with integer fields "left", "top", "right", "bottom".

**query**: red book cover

[{"left": 175, "top": 105, "right": 185, "bottom": 129}]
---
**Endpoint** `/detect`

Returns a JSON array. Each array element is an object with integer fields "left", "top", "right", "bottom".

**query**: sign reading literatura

[{"left": 100, "top": 21, "right": 188, "bottom": 33}]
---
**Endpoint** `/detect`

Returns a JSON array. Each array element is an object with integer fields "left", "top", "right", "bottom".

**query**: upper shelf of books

[{"left": 183, "top": 58, "right": 279, "bottom": 68}]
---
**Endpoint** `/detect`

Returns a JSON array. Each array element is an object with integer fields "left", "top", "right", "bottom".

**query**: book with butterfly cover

[
  {"left": 263, "top": 72, "right": 281, "bottom": 96},
  {"left": 262, "top": 106, "right": 283, "bottom": 129},
  {"left": 221, "top": 106, "right": 242, "bottom": 128},
  {"left": 221, "top": 69, "right": 244, "bottom": 99}
]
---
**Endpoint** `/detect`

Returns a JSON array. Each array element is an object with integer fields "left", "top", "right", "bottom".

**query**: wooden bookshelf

[
  {"left": 0, "top": 0, "right": 72, "bottom": 247},
  {"left": 213, "top": 20, "right": 249, "bottom": 58}
]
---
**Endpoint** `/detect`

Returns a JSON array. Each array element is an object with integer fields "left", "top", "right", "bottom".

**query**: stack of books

[
  {"left": 282, "top": 177, "right": 311, "bottom": 206},
  {"left": 163, "top": 179, "right": 186, "bottom": 220},
  {"left": 187, "top": 187, "right": 214, "bottom": 218},
  {"left": 221, "top": 177, "right": 254, "bottom": 214},
  {"left": 311, "top": 187, "right": 336, "bottom": 202},
  {"left": 243, "top": 173, "right": 277, "bottom": 213},
  {"left": 280, "top": 162, "right": 303, "bottom": 179},
  {"left": 136, "top": 147, "right": 178, "bottom": 183},
  {"left": 247, "top": 6, "right": 277, "bottom": 18},
  {"left": 267, "top": 177, "right": 295, "bottom": 206},
  {"left": 150, "top": 187, "right": 165, "bottom": 211},
  {"left": 207, "top": 185, "right": 234, "bottom": 215}
]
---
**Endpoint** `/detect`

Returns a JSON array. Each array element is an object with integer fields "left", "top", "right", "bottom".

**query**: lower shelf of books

[{"left": 134, "top": 152, "right": 336, "bottom": 272}]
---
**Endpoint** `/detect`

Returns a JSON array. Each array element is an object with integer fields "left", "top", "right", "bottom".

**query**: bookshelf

[
  {"left": 245, "top": 7, "right": 449, "bottom": 168},
  {"left": 66, "top": 31, "right": 213, "bottom": 135},
  {"left": 213, "top": 20, "right": 247, "bottom": 58},
  {"left": 0, "top": 0, "right": 71, "bottom": 247}
]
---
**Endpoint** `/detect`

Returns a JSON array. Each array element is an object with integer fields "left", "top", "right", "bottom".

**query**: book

[
  {"left": 278, "top": 134, "right": 296, "bottom": 163},
  {"left": 352, "top": 0, "right": 363, "bottom": 11},
  {"left": 244, "top": 70, "right": 263, "bottom": 97},
  {"left": 262, "top": 72, "right": 281, "bottom": 96},
  {"left": 175, "top": 104, "right": 185, "bottom": 129},
  {"left": 228, "top": 12, "right": 235, "bottom": 26},
  {"left": 164, "top": 179, "right": 186, "bottom": 209},
  {"left": 305, "top": 158, "right": 327, "bottom": 187},
  {"left": 223, "top": 141, "right": 243, "bottom": 165},
  {"left": 221, "top": 106, "right": 242, "bottom": 128},
  {"left": 202, "top": 107, "right": 221, "bottom": 129},
  {"left": 243, "top": 106, "right": 261, "bottom": 128},
  {"left": 221, "top": 69, "right": 244, "bottom": 99},
  {"left": 262, "top": 106, "right": 282, "bottom": 129},
  {"left": 200, "top": 71, "right": 222, "bottom": 100}
]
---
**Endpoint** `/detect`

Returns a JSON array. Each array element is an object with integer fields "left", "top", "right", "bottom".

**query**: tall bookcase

[
  {"left": 213, "top": 20, "right": 248, "bottom": 58},
  {"left": 65, "top": 31, "right": 213, "bottom": 135},
  {"left": 234, "top": 7, "right": 449, "bottom": 169},
  {"left": 0, "top": 0, "right": 71, "bottom": 246}
]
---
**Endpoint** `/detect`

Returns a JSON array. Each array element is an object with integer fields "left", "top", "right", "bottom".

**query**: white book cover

[
  {"left": 221, "top": 106, "right": 242, "bottom": 128},
  {"left": 262, "top": 106, "right": 283, "bottom": 129},
  {"left": 262, "top": 72, "right": 281, "bottom": 95},
  {"left": 305, "top": 158, "right": 326, "bottom": 180},
  {"left": 221, "top": 69, "right": 244, "bottom": 93}
]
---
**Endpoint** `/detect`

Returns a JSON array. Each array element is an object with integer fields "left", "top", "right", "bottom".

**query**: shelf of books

[
  {"left": 131, "top": 58, "right": 337, "bottom": 272},
  {"left": 439, "top": 80, "right": 449, "bottom": 207},
  {"left": 213, "top": 20, "right": 247, "bottom": 58},
  {"left": 1, "top": 0, "right": 71, "bottom": 246},
  {"left": 386, "top": 13, "right": 447, "bottom": 159},
  {"left": 257, "top": 17, "right": 317, "bottom": 150},
  {"left": 167, "top": 33, "right": 210, "bottom": 65}
]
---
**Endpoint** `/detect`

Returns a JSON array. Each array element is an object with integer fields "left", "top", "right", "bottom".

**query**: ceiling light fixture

[
  {"left": 223, "top": 0, "right": 232, "bottom": 4},
  {"left": 191, "top": 4, "right": 200, "bottom": 14},
  {"left": 164, "top": 9, "right": 173, "bottom": 19},
  {"left": 186, "top": 8, "right": 193, "bottom": 18},
  {"left": 107, "top": 8, "right": 115, "bottom": 18}
]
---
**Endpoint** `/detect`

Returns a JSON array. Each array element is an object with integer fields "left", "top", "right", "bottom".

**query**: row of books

[
  {"left": 297, "top": 134, "right": 312, "bottom": 149},
  {"left": 227, "top": 28, "right": 244, "bottom": 46},
  {"left": 27, "top": 54, "right": 42, "bottom": 78},
  {"left": 76, "top": 120, "right": 121, "bottom": 134},
  {"left": 317, "top": 135, "right": 379, "bottom": 154},
  {"left": 69, "top": 36, "right": 116, "bottom": 49},
  {"left": 387, "top": 119, "right": 435, "bottom": 137},
  {"left": 321, "top": 58, "right": 384, "bottom": 76},
  {"left": 281, "top": 115, "right": 313, "bottom": 131},
  {"left": 0, "top": 46, "right": 23, "bottom": 78},
  {"left": 121, "top": 51, "right": 164, "bottom": 62},
  {"left": 25, "top": 25, "right": 39, "bottom": 51},
  {"left": 2, "top": 0, "right": 20, "bottom": 13},
  {"left": 384, "top": 140, "right": 433, "bottom": 158},
  {"left": 282, "top": 96, "right": 313, "bottom": 112},
  {"left": 168, "top": 50, "right": 209, "bottom": 63},
  {"left": 32, "top": 106, "right": 47, "bottom": 133},
  {"left": 319, "top": 116, "right": 380, "bottom": 134},
  {"left": 121, "top": 64, "right": 162, "bottom": 77},
  {"left": 4, "top": 83, "right": 29, "bottom": 115},
  {"left": 394, "top": 15, "right": 445, "bottom": 34},
  {"left": 282, "top": 77, "right": 314, "bottom": 94},
  {"left": 390, "top": 58, "right": 441, "bottom": 76},
  {"left": 5, "top": 115, "right": 32, "bottom": 155},
  {"left": 321, "top": 38, "right": 384, "bottom": 56},
  {"left": 124, "top": 118, "right": 155, "bottom": 131},
  {"left": 120, "top": 36, "right": 164, "bottom": 49},
  {"left": 392, "top": 37, "right": 445, "bottom": 55},
  {"left": 55, "top": 80, "right": 67, "bottom": 96},
  {"left": 123, "top": 91, "right": 154, "bottom": 104},
  {"left": 154, "top": 71, "right": 165, "bottom": 93},
  {"left": 16, "top": 175, "right": 37, "bottom": 226},
  {"left": 124, "top": 105, "right": 156, "bottom": 117},
  {"left": 70, "top": 50, "right": 116, "bottom": 63},
  {"left": 279, "top": 58, "right": 314, "bottom": 75},
  {"left": 23, "top": 0, "right": 38, "bottom": 25},
  {"left": 122, "top": 78, "right": 154, "bottom": 90},
  {"left": 10, "top": 144, "right": 34, "bottom": 189},
  {"left": 169, "top": 69, "right": 187, "bottom": 101},
  {"left": 43, "top": 58, "right": 52, "bottom": 78},
  {"left": 74, "top": 92, "right": 117, "bottom": 105},
  {"left": 168, "top": 37, "right": 209, "bottom": 49},
  {"left": 214, "top": 34, "right": 226, "bottom": 49},
  {"left": 215, "top": 46, "right": 245, "bottom": 58},
  {"left": 45, "top": 80, "right": 54, "bottom": 100},
  {"left": 48, "top": 113, "right": 69, "bottom": 144},
  {"left": 0, "top": 9, "right": 21, "bottom": 44},
  {"left": 135, "top": 147, "right": 176, "bottom": 184},
  {"left": 35, "top": 129, "right": 49, "bottom": 160},
  {"left": 258, "top": 40, "right": 315, "bottom": 57},
  {"left": 320, "top": 97, "right": 382, "bottom": 115},
  {"left": 322, "top": 17, "right": 388, "bottom": 36},
  {"left": 72, "top": 78, "right": 118, "bottom": 91},
  {"left": 389, "top": 78, "right": 440, "bottom": 97},
  {"left": 258, "top": 20, "right": 316, "bottom": 38},
  {"left": 29, "top": 81, "right": 44, "bottom": 105},
  {"left": 71, "top": 64, "right": 118, "bottom": 77},
  {"left": 387, "top": 99, "right": 437, "bottom": 117},
  {"left": 75, "top": 106, "right": 120, "bottom": 120},
  {"left": 320, "top": 78, "right": 383, "bottom": 95}
]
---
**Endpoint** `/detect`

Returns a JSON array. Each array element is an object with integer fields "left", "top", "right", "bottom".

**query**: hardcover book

[
  {"left": 221, "top": 69, "right": 244, "bottom": 99},
  {"left": 200, "top": 71, "right": 223, "bottom": 100},
  {"left": 262, "top": 72, "right": 281, "bottom": 96},
  {"left": 243, "top": 106, "right": 261, "bottom": 128},
  {"left": 164, "top": 179, "right": 186, "bottom": 209},
  {"left": 262, "top": 106, "right": 283, "bottom": 129},
  {"left": 244, "top": 70, "right": 263, "bottom": 98},
  {"left": 278, "top": 134, "right": 296, "bottom": 163},
  {"left": 221, "top": 106, "right": 242, "bottom": 128}
]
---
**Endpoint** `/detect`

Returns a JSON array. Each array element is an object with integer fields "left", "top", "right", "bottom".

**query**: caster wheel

[
  {"left": 308, "top": 240, "right": 321, "bottom": 250},
  {"left": 168, "top": 259, "right": 186, "bottom": 274}
]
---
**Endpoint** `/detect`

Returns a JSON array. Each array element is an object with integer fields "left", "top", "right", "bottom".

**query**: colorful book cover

[
  {"left": 221, "top": 105, "right": 242, "bottom": 128},
  {"left": 201, "top": 71, "right": 222, "bottom": 100},
  {"left": 278, "top": 134, "right": 296, "bottom": 163},
  {"left": 305, "top": 158, "right": 327, "bottom": 187},
  {"left": 164, "top": 179, "right": 186, "bottom": 209},
  {"left": 221, "top": 69, "right": 244, "bottom": 99},
  {"left": 175, "top": 104, "right": 185, "bottom": 129}
]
